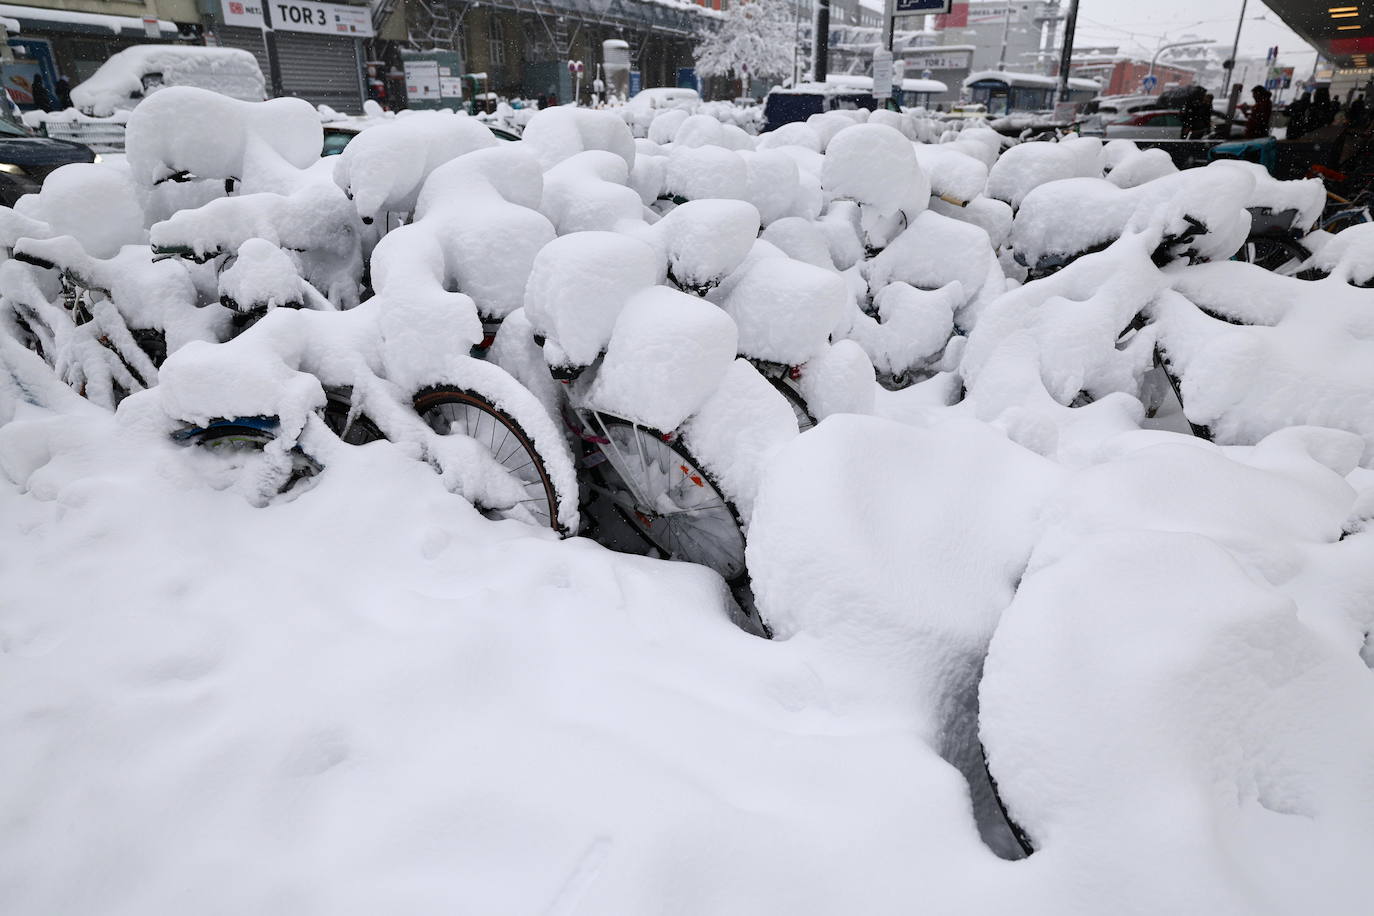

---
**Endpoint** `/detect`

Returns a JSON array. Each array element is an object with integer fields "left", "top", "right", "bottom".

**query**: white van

[{"left": 71, "top": 46, "right": 267, "bottom": 117}]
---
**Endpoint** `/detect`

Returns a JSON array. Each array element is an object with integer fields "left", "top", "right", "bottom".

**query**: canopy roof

[{"left": 1260, "top": 0, "right": 1370, "bottom": 69}]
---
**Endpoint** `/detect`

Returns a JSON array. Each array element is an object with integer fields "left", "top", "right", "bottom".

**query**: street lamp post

[{"left": 1148, "top": 38, "right": 1216, "bottom": 80}]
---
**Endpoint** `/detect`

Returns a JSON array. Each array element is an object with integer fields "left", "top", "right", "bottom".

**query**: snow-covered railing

[{"left": 29, "top": 111, "right": 131, "bottom": 154}]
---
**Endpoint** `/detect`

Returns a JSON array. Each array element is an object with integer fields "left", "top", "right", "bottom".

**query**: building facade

[
  {"left": 0, "top": 0, "right": 377, "bottom": 112},
  {"left": 1067, "top": 55, "right": 1195, "bottom": 97},
  {"left": 936, "top": 0, "right": 1061, "bottom": 74},
  {"left": 400, "top": 0, "right": 708, "bottom": 105}
]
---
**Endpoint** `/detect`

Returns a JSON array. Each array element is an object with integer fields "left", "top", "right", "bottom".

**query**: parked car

[
  {"left": 762, "top": 83, "right": 880, "bottom": 132},
  {"left": 1104, "top": 108, "right": 1187, "bottom": 140},
  {"left": 625, "top": 87, "right": 701, "bottom": 114},
  {"left": 320, "top": 120, "right": 520, "bottom": 157},
  {"left": 0, "top": 108, "right": 96, "bottom": 205},
  {"left": 1078, "top": 94, "right": 1161, "bottom": 136},
  {"left": 70, "top": 46, "right": 266, "bottom": 118}
]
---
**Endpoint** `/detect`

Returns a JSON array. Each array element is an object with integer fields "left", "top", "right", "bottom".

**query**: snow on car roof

[
  {"left": 963, "top": 69, "right": 1101, "bottom": 91},
  {"left": 70, "top": 45, "right": 266, "bottom": 118}
]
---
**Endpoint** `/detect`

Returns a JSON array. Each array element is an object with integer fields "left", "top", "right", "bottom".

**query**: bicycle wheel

[
  {"left": 589, "top": 415, "right": 747, "bottom": 583},
  {"left": 322, "top": 389, "right": 384, "bottom": 446},
  {"left": 193, "top": 423, "right": 321, "bottom": 494},
  {"left": 1233, "top": 236, "right": 1309, "bottom": 275},
  {"left": 413, "top": 386, "right": 563, "bottom": 534}
]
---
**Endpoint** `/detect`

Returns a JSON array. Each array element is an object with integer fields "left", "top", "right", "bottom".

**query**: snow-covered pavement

[{"left": 3, "top": 88, "right": 1374, "bottom": 913}]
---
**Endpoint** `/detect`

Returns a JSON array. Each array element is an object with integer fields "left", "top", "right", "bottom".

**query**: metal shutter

[
  {"left": 276, "top": 32, "right": 364, "bottom": 114},
  {"left": 212, "top": 26, "right": 363, "bottom": 114},
  {"left": 213, "top": 26, "right": 271, "bottom": 81}
]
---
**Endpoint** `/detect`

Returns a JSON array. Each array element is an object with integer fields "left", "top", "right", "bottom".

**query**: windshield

[
  {"left": 0, "top": 110, "right": 30, "bottom": 138},
  {"left": 764, "top": 93, "right": 825, "bottom": 129}
]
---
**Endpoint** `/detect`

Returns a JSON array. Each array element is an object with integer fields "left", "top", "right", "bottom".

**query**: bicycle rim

[{"left": 414, "top": 387, "right": 561, "bottom": 533}]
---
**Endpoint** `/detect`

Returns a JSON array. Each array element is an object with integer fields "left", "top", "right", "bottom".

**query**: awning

[
  {"left": 1260, "top": 0, "right": 1371, "bottom": 68},
  {"left": 0, "top": 3, "right": 180, "bottom": 38}
]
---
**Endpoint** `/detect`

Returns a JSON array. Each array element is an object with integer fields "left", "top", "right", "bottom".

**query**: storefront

[{"left": 207, "top": 0, "right": 371, "bottom": 113}]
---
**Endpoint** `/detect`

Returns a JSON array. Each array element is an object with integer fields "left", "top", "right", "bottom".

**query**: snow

[
  {"left": 126, "top": 87, "right": 321, "bottom": 190},
  {"left": 651, "top": 198, "right": 759, "bottom": 291},
  {"left": 986, "top": 136, "right": 1103, "bottom": 209},
  {"left": 1305, "top": 223, "right": 1374, "bottom": 286},
  {"left": 585, "top": 285, "right": 738, "bottom": 432},
  {"left": 1155, "top": 264, "right": 1374, "bottom": 459},
  {"left": 822, "top": 123, "right": 928, "bottom": 219},
  {"left": 217, "top": 237, "right": 308, "bottom": 311},
  {"left": 71, "top": 45, "right": 265, "bottom": 118},
  {"left": 6, "top": 86, "right": 1374, "bottom": 915},
  {"left": 720, "top": 255, "right": 845, "bottom": 365},
  {"left": 519, "top": 106, "right": 636, "bottom": 171},
  {"left": 664, "top": 143, "right": 749, "bottom": 202},
  {"left": 403, "top": 146, "right": 556, "bottom": 320},
  {"left": 332, "top": 110, "right": 497, "bottom": 221},
  {"left": 17, "top": 163, "right": 145, "bottom": 258},
  {"left": 523, "top": 231, "right": 661, "bottom": 370}
]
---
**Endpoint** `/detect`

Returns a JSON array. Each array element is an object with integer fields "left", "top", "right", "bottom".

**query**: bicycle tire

[
  {"left": 193, "top": 424, "right": 321, "bottom": 494},
  {"left": 587, "top": 415, "right": 748, "bottom": 584},
  {"left": 1233, "top": 236, "right": 1310, "bottom": 275},
  {"left": 413, "top": 385, "right": 565, "bottom": 535},
  {"left": 322, "top": 389, "right": 384, "bottom": 446}
]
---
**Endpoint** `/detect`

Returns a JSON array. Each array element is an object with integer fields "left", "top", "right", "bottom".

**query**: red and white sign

[{"left": 221, "top": 0, "right": 374, "bottom": 38}]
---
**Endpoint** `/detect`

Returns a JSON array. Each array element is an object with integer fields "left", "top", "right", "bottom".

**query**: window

[{"left": 488, "top": 18, "right": 505, "bottom": 67}]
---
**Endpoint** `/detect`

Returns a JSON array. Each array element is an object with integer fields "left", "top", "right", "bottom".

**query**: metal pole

[
  {"left": 1149, "top": 39, "right": 1215, "bottom": 80},
  {"left": 998, "top": 5, "right": 1012, "bottom": 71},
  {"left": 1055, "top": 0, "right": 1078, "bottom": 105},
  {"left": 813, "top": 0, "right": 829, "bottom": 83},
  {"left": 261, "top": 0, "right": 285, "bottom": 99},
  {"left": 883, "top": 0, "right": 895, "bottom": 51},
  {"left": 1222, "top": 0, "right": 1248, "bottom": 98}
]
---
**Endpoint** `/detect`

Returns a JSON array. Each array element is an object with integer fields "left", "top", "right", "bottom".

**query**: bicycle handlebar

[{"left": 11, "top": 249, "right": 56, "bottom": 271}]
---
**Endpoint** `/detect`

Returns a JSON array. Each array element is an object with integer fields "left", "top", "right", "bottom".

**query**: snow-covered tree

[{"left": 694, "top": 0, "right": 798, "bottom": 83}]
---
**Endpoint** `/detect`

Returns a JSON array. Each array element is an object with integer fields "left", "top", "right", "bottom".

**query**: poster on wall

[
  {"left": 3, "top": 38, "right": 57, "bottom": 109},
  {"left": 405, "top": 59, "right": 441, "bottom": 100}
]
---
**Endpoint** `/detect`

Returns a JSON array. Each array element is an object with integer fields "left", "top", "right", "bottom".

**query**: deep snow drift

[{"left": 4, "top": 90, "right": 1374, "bottom": 915}]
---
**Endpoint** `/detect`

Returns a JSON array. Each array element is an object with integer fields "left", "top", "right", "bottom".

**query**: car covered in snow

[
  {"left": 70, "top": 46, "right": 267, "bottom": 118},
  {"left": 624, "top": 87, "right": 701, "bottom": 114}
]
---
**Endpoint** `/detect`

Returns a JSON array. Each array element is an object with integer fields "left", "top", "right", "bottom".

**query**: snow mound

[
  {"left": 18, "top": 163, "right": 146, "bottom": 258},
  {"left": 71, "top": 45, "right": 265, "bottom": 117},
  {"left": 586, "top": 285, "right": 738, "bottom": 432},
  {"left": 332, "top": 111, "right": 497, "bottom": 220},
  {"left": 821, "top": 123, "right": 928, "bottom": 217},
  {"left": 1303, "top": 222, "right": 1374, "bottom": 286},
  {"left": 985, "top": 136, "right": 1102, "bottom": 209},
  {"left": 664, "top": 144, "right": 749, "bottom": 202},
  {"left": 983, "top": 527, "right": 1374, "bottom": 912},
  {"left": 125, "top": 87, "right": 321, "bottom": 189},
  {"left": 652, "top": 199, "right": 760, "bottom": 292},
  {"left": 520, "top": 106, "right": 636, "bottom": 171},
  {"left": 523, "top": 231, "right": 661, "bottom": 369},
  {"left": 721, "top": 256, "right": 845, "bottom": 365}
]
